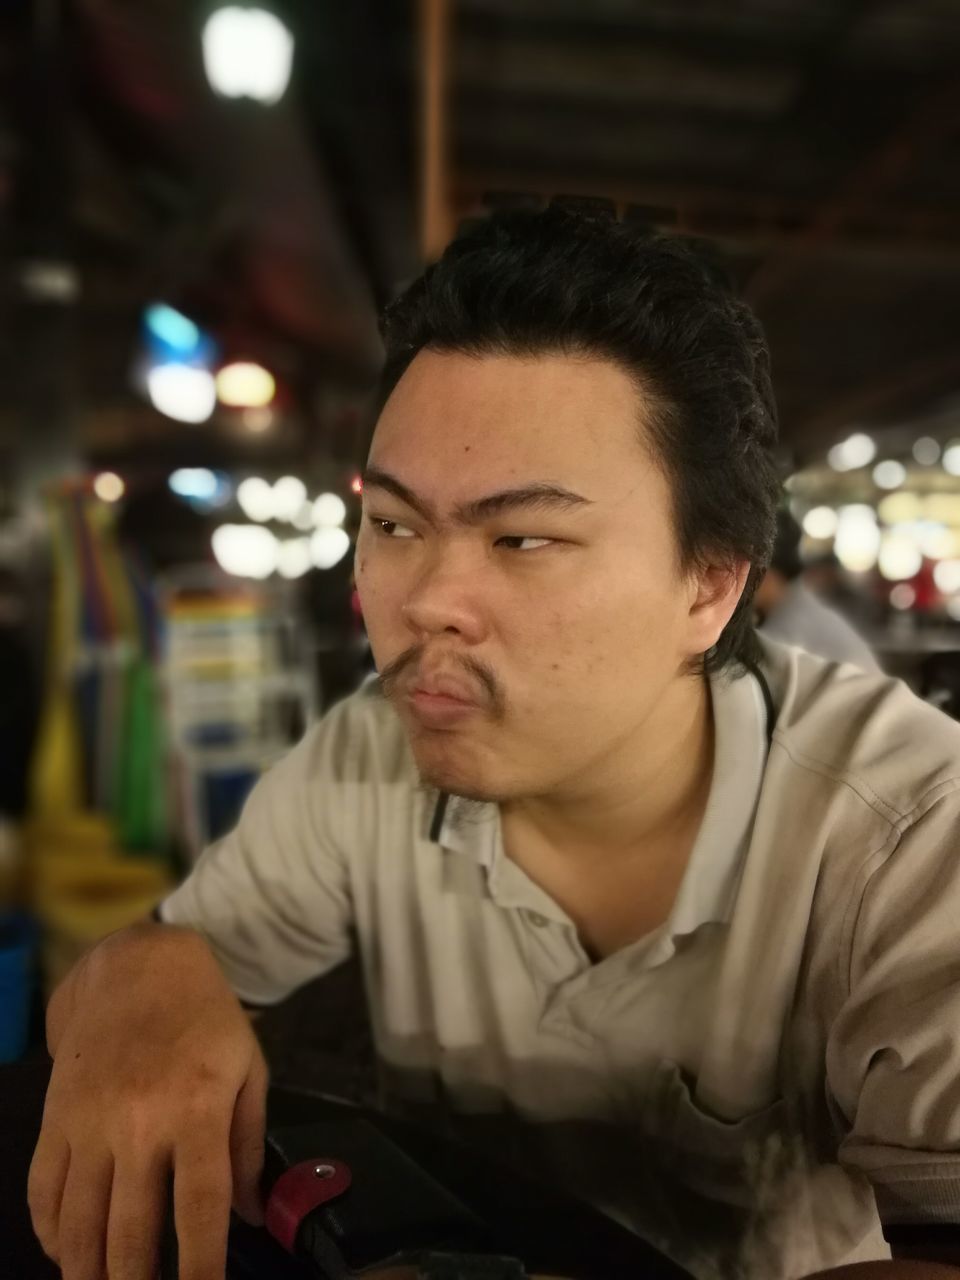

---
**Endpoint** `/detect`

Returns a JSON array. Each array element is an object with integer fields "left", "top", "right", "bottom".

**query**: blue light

[
  {"left": 168, "top": 468, "right": 233, "bottom": 509},
  {"left": 145, "top": 304, "right": 201, "bottom": 356},
  {"left": 169, "top": 468, "right": 218, "bottom": 500}
]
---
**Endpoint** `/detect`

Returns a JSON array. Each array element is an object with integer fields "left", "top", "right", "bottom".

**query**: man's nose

[{"left": 401, "top": 550, "right": 488, "bottom": 643}]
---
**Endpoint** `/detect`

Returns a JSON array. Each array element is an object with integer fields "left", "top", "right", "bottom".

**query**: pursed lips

[
  {"left": 411, "top": 674, "right": 481, "bottom": 704},
  {"left": 400, "top": 670, "right": 488, "bottom": 727}
]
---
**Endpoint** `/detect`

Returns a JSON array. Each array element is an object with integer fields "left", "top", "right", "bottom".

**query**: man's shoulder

[
  {"left": 760, "top": 636, "right": 960, "bottom": 823},
  {"left": 297, "top": 679, "right": 418, "bottom": 787}
]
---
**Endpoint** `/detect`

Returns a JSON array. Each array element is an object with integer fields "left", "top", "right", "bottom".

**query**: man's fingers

[
  {"left": 106, "top": 1149, "right": 169, "bottom": 1280},
  {"left": 173, "top": 1132, "right": 233, "bottom": 1280},
  {"left": 27, "top": 1125, "right": 70, "bottom": 1263},
  {"left": 57, "top": 1148, "right": 113, "bottom": 1280},
  {"left": 229, "top": 1054, "right": 268, "bottom": 1226}
]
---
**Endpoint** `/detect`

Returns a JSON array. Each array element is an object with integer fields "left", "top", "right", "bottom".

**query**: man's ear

[{"left": 687, "top": 559, "right": 751, "bottom": 655}]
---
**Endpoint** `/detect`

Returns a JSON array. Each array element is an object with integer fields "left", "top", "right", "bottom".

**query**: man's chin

[
  {"left": 409, "top": 742, "right": 506, "bottom": 804},
  {"left": 415, "top": 761, "right": 498, "bottom": 803}
]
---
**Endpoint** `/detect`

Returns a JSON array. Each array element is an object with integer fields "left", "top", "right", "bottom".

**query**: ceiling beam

[{"left": 419, "top": 0, "right": 453, "bottom": 262}]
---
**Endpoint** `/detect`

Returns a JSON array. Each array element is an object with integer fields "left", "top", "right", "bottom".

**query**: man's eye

[
  {"left": 368, "top": 517, "right": 416, "bottom": 539},
  {"left": 495, "top": 536, "right": 555, "bottom": 551}
]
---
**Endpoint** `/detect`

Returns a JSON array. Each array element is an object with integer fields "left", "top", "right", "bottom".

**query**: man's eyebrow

[
  {"left": 361, "top": 467, "right": 593, "bottom": 525},
  {"left": 457, "top": 484, "right": 592, "bottom": 523},
  {"left": 361, "top": 467, "right": 433, "bottom": 519}
]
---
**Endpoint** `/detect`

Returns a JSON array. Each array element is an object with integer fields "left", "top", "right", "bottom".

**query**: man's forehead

[
  {"left": 375, "top": 351, "right": 645, "bottom": 469},
  {"left": 379, "top": 348, "right": 641, "bottom": 428}
]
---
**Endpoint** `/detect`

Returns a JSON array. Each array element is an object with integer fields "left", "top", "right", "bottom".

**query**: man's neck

[{"left": 500, "top": 673, "right": 714, "bottom": 862}]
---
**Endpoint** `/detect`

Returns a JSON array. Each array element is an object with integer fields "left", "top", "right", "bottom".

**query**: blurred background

[{"left": 1, "top": 0, "right": 960, "bottom": 1070}]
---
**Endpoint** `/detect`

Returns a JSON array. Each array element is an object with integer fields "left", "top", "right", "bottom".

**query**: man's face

[{"left": 355, "top": 350, "right": 728, "bottom": 802}]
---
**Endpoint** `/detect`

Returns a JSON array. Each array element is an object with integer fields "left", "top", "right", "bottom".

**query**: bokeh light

[
  {"left": 802, "top": 506, "right": 838, "bottom": 540},
  {"left": 312, "top": 493, "right": 347, "bottom": 527},
  {"left": 878, "top": 531, "right": 922, "bottom": 582},
  {"left": 147, "top": 364, "right": 216, "bottom": 424},
  {"left": 93, "top": 472, "right": 125, "bottom": 503},
  {"left": 236, "top": 476, "right": 275, "bottom": 522},
  {"left": 211, "top": 524, "right": 278, "bottom": 579},
  {"left": 310, "top": 526, "right": 350, "bottom": 569},
  {"left": 216, "top": 361, "right": 276, "bottom": 409},
  {"left": 872, "top": 460, "right": 906, "bottom": 490}
]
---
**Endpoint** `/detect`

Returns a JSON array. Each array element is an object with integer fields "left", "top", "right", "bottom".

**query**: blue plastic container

[{"left": 0, "top": 911, "right": 37, "bottom": 1063}]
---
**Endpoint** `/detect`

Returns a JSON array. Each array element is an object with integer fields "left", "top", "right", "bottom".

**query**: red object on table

[{"left": 265, "top": 1156, "right": 352, "bottom": 1254}]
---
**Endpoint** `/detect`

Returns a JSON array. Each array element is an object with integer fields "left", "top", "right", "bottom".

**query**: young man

[{"left": 29, "top": 206, "right": 960, "bottom": 1280}]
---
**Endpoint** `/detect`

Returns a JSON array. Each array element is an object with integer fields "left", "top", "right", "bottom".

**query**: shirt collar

[
  {"left": 428, "top": 669, "right": 769, "bottom": 938},
  {"left": 660, "top": 667, "right": 767, "bottom": 939}
]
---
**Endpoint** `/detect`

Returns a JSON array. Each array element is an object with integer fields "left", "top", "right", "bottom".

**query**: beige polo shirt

[{"left": 161, "top": 637, "right": 960, "bottom": 1280}]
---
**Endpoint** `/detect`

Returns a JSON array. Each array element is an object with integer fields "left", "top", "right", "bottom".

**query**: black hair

[
  {"left": 376, "top": 202, "right": 781, "bottom": 674},
  {"left": 769, "top": 509, "right": 804, "bottom": 582}
]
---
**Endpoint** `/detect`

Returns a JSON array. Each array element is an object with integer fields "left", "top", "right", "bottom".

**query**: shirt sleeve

[
  {"left": 159, "top": 697, "right": 360, "bottom": 1006},
  {"left": 826, "top": 785, "right": 960, "bottom": 1225}
]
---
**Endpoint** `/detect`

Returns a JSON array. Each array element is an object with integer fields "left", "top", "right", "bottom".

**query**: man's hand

[{"left": 27, "top": 922, "right": 268, "bottom": 1280}]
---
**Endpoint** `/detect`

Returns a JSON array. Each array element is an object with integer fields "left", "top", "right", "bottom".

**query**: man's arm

[
  {"left": 814, "top": 792, "right": 960, "bottom": 1280},
  {"left": 156, "top": 707, "right": 356, "bottom": 1005}
]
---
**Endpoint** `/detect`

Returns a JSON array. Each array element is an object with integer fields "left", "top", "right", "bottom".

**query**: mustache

[{"left": 378, "top": 645, "right": 505, "bottom": 716}]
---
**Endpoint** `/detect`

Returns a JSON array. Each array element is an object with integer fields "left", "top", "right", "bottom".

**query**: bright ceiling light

[
  {"left": 943, "top": 442, "right": 960, "bottom": 477},
  {"left": 310, "top": 526, "right": 350, "bottom": 570},
  {"left": 828, "top": 432, "right": 877, "bottom": 472},
  {"left": 212, "top": 524, "right": 278, "bottom": 579},
  {"left": 802, "top": 506, "right": 838, "bottom": 540},
  {"left": 878, "top": 532, "right": 923, "bottom": 582},
  {"left": 168, "top": 468, "right": 231, "bottom": 510},
  {"left": 202, "top": 7, "right": 294, "bottom": 105},
  {"left": 913, "top": 437, "right": 941, "bottom": 466},
  {"left": 237, "top": 476, "right": 275, "bottom": 522},
  {"left": 924, "top": 494, "right": 960, "bottom": 526},
  {"left": 272, "top": 476, "right": 307, "bottom": 522},
  {"left": 312, "top": 493, "right": 347, "bottom": 527},
  {"left": 827, "top": 444, "right": 850, "bottom": 472},
  {"left": 216, "top": 361, "right": 276, "bottom": 408},
  {"left": 843, "top": 433, "right": 877, "bottom": 468},
  {"left": 277, "top": 538, "right": 312, "bottom": 579},
  {"left": 873, "top": 460, "right": 906, "bottom": 490},
  {"left": 169, "top": 468, "right": 219, "bottom": 501},
  {"left": 878, "top": 492, "right": 922, "bottom": 525},
  {"left": 838, "top": 504, "right": 876, "bottom": 525},
  {"left": 934, "top": 560, "right": 960, "bottom": 595},
  {"left": 93, "top": 472, "right": 124, "bottom": 503},
  {"left": 834, "top": 506, "right": 880, "bottom": 573},
  {"left": 916, "top": 523, "right": 956, "bottom": 561},
  {"left": 292, "top": 501, "right": 315, "bottom": 531},
  {"left": 146, "top": 364, "right": 216, "bottom": 424},
  {"left": 145, "top": 304, "right": 200, "bottom": 355}
]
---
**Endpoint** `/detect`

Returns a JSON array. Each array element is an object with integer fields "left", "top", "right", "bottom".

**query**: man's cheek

[{"left": 356, "top": 573, "right": 402, "bottom": 647}]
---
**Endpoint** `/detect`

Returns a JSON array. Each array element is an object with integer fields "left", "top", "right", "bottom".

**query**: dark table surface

[
  {"left": 2, "top": 1059, "right": 59, "bottom": 1279},
  {"left": 0, "top": 1060, "right": 688, "bottom": 1279}
]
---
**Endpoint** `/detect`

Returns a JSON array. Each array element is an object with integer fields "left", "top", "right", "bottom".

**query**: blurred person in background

[
  {"left": 755, "top": 509, "right": 880, "bottom": 672},
  {"left": 29, "top": 207, "right": 960, "bottom": 1280}
]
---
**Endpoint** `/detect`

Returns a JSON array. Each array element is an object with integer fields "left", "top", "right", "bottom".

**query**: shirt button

[{"left": 527, "top": 911, "right": 549, "bottom": 928}]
